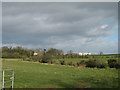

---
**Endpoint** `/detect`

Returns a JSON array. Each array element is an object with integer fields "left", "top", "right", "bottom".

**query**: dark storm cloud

[{"left": 2, "top": 2, "right": 118, "bottom": 53}]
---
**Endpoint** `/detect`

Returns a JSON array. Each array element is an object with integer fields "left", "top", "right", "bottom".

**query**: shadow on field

[
  {"left": 75, "top": 77, "right": 119, "bottom": 88},
  {"left": 47, "top": 79, "right": 76, "bottom": 88}
]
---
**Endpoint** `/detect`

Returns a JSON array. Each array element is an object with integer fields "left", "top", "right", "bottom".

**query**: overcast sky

[{"left": 2, "top": 2, "right": 118, "bottom": 54}]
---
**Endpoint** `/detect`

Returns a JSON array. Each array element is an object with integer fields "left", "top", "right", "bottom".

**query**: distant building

[
  {"left": 78, "top": 53, "right": 83, "bottom": 56},
  {"left": 33, "top": 52, "right": 38, "bottom": 56},
  {"left": 88, "top": 53, "right": 91, "bottom": 55},
  {"left": 78, "top": 52, "right": 91, "bottom": 56}
]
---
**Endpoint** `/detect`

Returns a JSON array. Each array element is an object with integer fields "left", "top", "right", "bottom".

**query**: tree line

[
  {"left": 1, "top": 46, "right": 119, "bottom": 69},
  {"left": 1, "top": 46, "right": 34, "bottom": 58},
  {"left": 1, "top": 46, "right": 89, "bottom": 59}
]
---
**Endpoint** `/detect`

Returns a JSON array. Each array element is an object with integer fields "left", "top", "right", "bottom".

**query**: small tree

[
  {"left": 99, "top": 51, "right": 103, "bottom": 55},
  {"left": 40, "top": 53, "right": 52, "bottom": 63},
  {"left": 67, "top": 50, "right": 73, "bottom": 58}
]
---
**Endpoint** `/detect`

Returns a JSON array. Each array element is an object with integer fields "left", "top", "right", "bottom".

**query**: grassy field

[
  {"left": 2, "top": 59, "right": 119, "bottom": 88},
  {"left": 53, "top": 58, "right": 108, "bottom": 64}
]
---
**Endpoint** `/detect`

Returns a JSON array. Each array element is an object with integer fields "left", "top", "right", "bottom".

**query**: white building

[
  {"left": 78, "top": 52, "right": 91, "bottom": 56},
  {"left": 78, "top": 53, "right": 83, "bottom": 56},
  {"left": 88, "top": 53, "right": 91, "bottom": 55},
  {"left": 33, "top": 52, "right": 38, "bottom": 56}
]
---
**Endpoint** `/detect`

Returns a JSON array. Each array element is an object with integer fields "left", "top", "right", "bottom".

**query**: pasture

[{"left": 2, "top": 59, "right": 119, "bottom": 88}]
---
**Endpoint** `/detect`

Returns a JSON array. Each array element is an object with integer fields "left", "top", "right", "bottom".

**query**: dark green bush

[
  {"left": 67, "top": 61, "right": 73, "bottom": 66},
  {"left": 48, "top": 60, "right": 56, "bottom": 64},
  {"left": 40, "top": 53, "right": 52, "bottom": 63},
  {"left": 76, "top": 62, "right": 81, "bottom": 66},
  {"left": 60, "top": 60, "right": 67, "bottom": 65},
  {"left": 86, "top": 60, "right": 97, "bottom": 68},
  {"left": 95, "top": 60, "right": 108, "bottom": 68},
  {"left": 72, "top": 63, "right": 77, "bottom": 67},
  {"left": 108, "top": 59, "right": 120, "bottom": 69},
  {"left": 80, "top": 60, "right": 87, "bottom": 64},
  {"left": 86, "top": 59, "right": 108, "bottom": 68},
  {"left": 31, "top": 56, "right": 41, "bottom": 62}
]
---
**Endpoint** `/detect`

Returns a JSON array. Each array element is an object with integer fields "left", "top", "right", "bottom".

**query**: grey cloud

[{"left": 2, "top": 2, "right": 118, "bottom": 53}]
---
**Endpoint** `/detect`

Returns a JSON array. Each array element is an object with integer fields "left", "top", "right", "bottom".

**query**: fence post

[
  {"left": 2, "top": 70, "right": 4, "bottom": 89},
  {"left": 12, "top": 70, "right": 14, "bottom": 89}
]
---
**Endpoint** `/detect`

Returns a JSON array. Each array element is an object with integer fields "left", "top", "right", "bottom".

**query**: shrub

[
  {"left": 95, "top": 60, "right": 108, "bottom": 68},
  {"left": 80, "top": 60, "right": 87, "bottom": 64},
  {"left": 86, "top": 60, "right": 96, "bottom": 68},
  {"left": 77, "top": 60, "right": 88, "bottom": 67},
  {"left": 40, "top": 53, "right": 52, "bottom": 63},
  {"left": 86, "top": 59, "right": 108, "bottom": 68},
  {"left": 76, "top": 62, "right": 81, "bottom": 66},
  {"left": 48, "top": 60, "right": 56, "bottom": 64},
  {"left": 108, "top": 59, "right": 120, "bottom": 69},
  {"left": 72, "top": 63, "right": 78, "bottom": 67},
  {"left": 31, "top": 56, "right": 41, "bottom": 62},
  {"left": 55, "top": 61, "right": 61, "bottom": 65},
  {"left": 67, "top": 61, "right": 73, "bottom": 66},
  {"left": 60, "top": 60, "right": 67, "bottom": 65}
]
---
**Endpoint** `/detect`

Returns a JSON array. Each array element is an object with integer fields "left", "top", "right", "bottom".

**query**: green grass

[
  {"left": 53, "top": 57, "right": 112, "bottom": 65},
  {"left": 54, "top": 58, "right": 89, "bottom": 62},
  {"left": 2, "top": 59, "right": 119, "bottom": 88}
]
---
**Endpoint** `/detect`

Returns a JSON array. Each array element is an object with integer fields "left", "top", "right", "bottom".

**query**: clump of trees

[
  {"left": 2, "top": 46, "right": 34, "bottom": 58},
  {"left": 30, "top": 48, "right": 64, "bottom": 63},
  {"left": 40, "top": 53, "right": 52, "bottom": 63},
  {"left": 1, "top": 46, "right": 119, "bottom": 69}
]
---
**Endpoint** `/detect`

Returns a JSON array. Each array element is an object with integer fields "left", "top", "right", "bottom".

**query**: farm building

[
  {"left": 33, "top": 52, "right": 38, "bottom": 56},
  {"left": 78, "top": 52, "right": 91, "bottom": 56}
]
